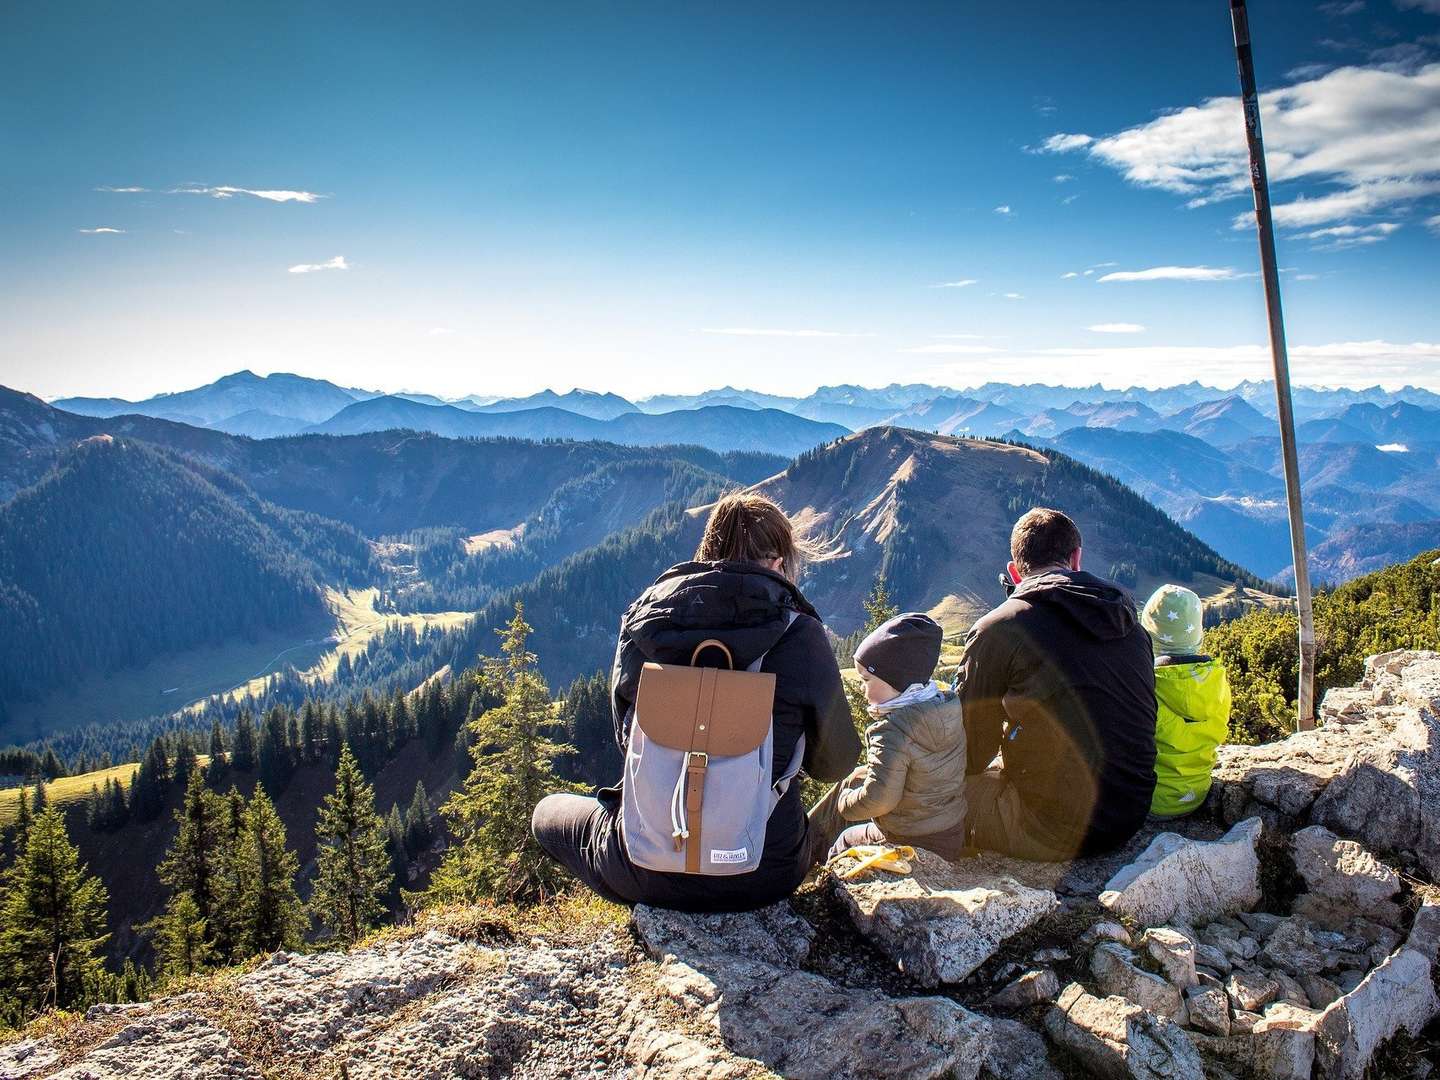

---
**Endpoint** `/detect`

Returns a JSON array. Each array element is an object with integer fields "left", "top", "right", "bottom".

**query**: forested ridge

[{"left": 0, "top": 438, "right": 373, "bottom": 706}]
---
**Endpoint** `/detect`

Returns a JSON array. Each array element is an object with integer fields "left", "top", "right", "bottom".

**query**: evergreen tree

[
  {"left": 232, "top": 709, "right": 258, "bottom": 773},
  {"left": 311, "top": 746, "right": 392, "bottom": 945},
  {"left": 157, "top": 774, "right": 226, "bottom": 928},
  {"left": 299, "top": 702, "right": 322, "bottom": 765},
  {"left": 429, "top": 604, "right": 579, "bottom": 903},
  {"left": 258, "top": 707, "right": 294, "bottom": 794},
  {"left": 173, "top": 737, "right": 199, "bottom": 791},
  {"left": 0, "top": 808, "right": 109, "bottom": 1018},
  {"left": 12, "top": 785, "right": 31, "bottom": 846},
  {"left": 29, "top": 778, "right": 47, "bottom": 814},
  {"left": 233, "top": 789, "right": 304, "bottom": 956},
  {"left": 384, "top": 804, "right": 408, "bottom": 882},
  {"left": 862, "top": 573, "right": 899, "bottom": 634},
  {"left": 140, "top": 892, "right": 213, "bottom": 979},
  {"left": 403, "top": 781, "right": 433, "bottom": 856},
  {"left": 39, "top": 748, "right": 64, "bottom": 780}
]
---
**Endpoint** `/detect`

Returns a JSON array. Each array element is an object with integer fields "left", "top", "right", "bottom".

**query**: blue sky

[{"left": 2, "top": 0, "right": 1438, "bottom": 400}]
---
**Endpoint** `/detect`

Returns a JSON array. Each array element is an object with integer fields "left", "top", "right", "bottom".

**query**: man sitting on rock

[{"left": 956, "top": 507, "right": 1157, "bottom": 861}]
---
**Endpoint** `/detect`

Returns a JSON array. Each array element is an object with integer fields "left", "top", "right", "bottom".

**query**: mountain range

[{"left": 49, "top": 370, "right": 1440, "bottom": 582}]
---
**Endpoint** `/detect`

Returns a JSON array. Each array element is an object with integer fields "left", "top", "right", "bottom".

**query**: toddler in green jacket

[
  {"left": 1141, "top": 585, "right": 1232, "bottom": 818},
  {"left": 807, "top": 613, "right": 969, "bottom": 862}
]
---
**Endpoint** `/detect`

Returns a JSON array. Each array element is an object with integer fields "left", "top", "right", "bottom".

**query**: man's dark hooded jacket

[
  {"left": 607, "top": 560, "right": 859, "bottom": 910},
  {"left": 958, "top": 569, "right": 1157, "bottom": 857}
]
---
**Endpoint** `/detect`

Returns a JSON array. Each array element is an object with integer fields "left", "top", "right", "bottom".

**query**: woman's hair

[{"left": 695, "top": 492, "right": 820, "bottom": 581}]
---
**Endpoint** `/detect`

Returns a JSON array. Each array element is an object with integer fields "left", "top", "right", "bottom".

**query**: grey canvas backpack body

[{"left": 620, "top": 612, "right": 803, "bottom": 875}]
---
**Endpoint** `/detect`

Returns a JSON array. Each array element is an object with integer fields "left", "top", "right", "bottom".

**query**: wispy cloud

[
  {"left": 175, "top": 185, "right": 324, "bottom": 203},
  {"left": 1061, "top": 271, "right": 1080, "bottom": 279},
  {"left": 699, "top": 327, "right": 874, "bottom": 338},
  {"left": 931, "top": 279, "right": 978, "bottom": 289},
  {"left": 1003, "top": 292, "right": 1024, "bottom": 300},
  {"left": 1428, "top": 213, "right": 1440, "bottom": 233},
  {"left": 427, "top": 327, "right": 455, "bottom": 337},
  {"left": 94, "top": 185, "right": 148, "bottom": 193},
  {"left": 1098, "top": 265, "right": 1243, "bottom": 283},
  {"left": 288, "top": 255, "right": 349, "bottom": 274},
  {"left": 1295, "top": 221, "right": 1402, "bottom": 248},
  {"left": 901, "top": 343, "right": 1004, "bottom": 355},
  {"left": 1042, "top": 62, "right": 1440, "bottom": 230},
  {"left": 993, "top": 205, "right": 1013, "bottom": 216},
  {"left": 1053, "top": 174, "right": 1075, "bottom": 183},
  {"left": 1396, "top": 0, "right": 1440, "bottom": 13},
  {"left": 932, "top": 333, "right": 986, "bottom": 339},
  {"left": 78, "top": 227, "right": 126, "bottom": 234},
  {"left": 1319, "top": 0, "right": 1364, "bottom": 14},
  {"left": 1088, "top": 322, "right": 1146, "bottom": 333}
]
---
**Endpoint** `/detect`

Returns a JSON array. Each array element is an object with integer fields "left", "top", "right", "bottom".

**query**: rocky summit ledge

[{"left": 6, "top": 649, "right": 1440, "bottom": 1080}]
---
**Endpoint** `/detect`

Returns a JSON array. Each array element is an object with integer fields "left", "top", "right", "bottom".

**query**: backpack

[{"left": 620, "top": 613, "right": 803, "bottom": 875}]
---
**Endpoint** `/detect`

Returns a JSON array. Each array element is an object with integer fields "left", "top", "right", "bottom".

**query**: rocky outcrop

[
  {"left": 829, "top": 848, "right": 1058, "bottom": 986},
  {"left": 8, "top": 651, "right": 1440, "bottom": 1079}
]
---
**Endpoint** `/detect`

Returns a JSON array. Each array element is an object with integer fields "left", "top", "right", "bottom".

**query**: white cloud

[
  {"left": 1428, "top": 213, "right": 1440, "bottom": 232},
  {"left": 1376, "top": 442, "right": 1410, "bottom": 452},
  {"left": 1053, "top": 174, "right": 1075, "bottom": 183},
  {"left": 1088, "top": 323, "right": 1147, "bottom": 333},
  {"left": 932, "top": 333, "right": 986, "bottom": 339},
  {"left": 1003, "top": 292, "right": 1024, "bottom": 300},
  {"left": 993, "top": 205, "right": 1013, "bottom": 215},
  {"left": 1319, "top": 0, "right": 1364, "bottom": 13},
  {"left": 288, "top": 255, "right": 349, "bottom": 274},
  {"left": 94, "top": 186, "right": 148, "bottom": 193},
  {"left": 1061, "top": 193, "right": 1080, "bottom": 205},
  {"left": 1044, "top": 62, "right": 1440, "bottom": 229},
  {"left": 1098, "top": 265, "right": 1243, "bottom": 282},
  {"left": 1396, "top": 0, "right": 1440, "bottom": 12},
  {"left": 1295, "top": 272, "right": 1321, "bottom": 280},
  {"left": 901, "top": 343, "right": 1004, "bottom": 355},
  {"left": 1294, "top": 220, "right": 1403, "bottom": 248},
  {"left": 78, "top": 227, "right": 125, "bottom": 234},
  {"left": 175, "top": 185, "right": 324, "bottom": 203},
  {"left": 699, "top": 327, "right": 874, "bottom": 338},
  {"left": 1061, "top": 271, "right": 1080, "bottom": 279},
  {"left": 427, "top": 327, "right": 455, "bottom": 337},
  {"left": 931, "top": 279, "right": 979, "bottom": 288}
]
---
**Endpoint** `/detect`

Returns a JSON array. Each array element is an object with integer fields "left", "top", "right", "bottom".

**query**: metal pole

[{"left": 1229, "top": 0, "right": 1316, "bottom": 731}]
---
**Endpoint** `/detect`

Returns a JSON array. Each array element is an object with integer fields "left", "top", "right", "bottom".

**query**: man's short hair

[{"left": 1010, "top": 508, "right": 1082, "bottom": 576}]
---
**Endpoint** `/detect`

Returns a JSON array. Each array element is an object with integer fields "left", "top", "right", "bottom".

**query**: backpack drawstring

[{"left": 670, "top": 764, "right": 690, "bottom": 848}]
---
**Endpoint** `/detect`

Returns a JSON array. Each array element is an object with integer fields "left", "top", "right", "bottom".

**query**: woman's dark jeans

[{"left": 531, "top": 787, "right": 810, "bottom": 912}]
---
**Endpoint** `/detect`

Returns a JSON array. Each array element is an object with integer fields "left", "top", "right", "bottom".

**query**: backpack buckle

[{"left": 686, "top": 751, "right": 708, "bottom": 768}]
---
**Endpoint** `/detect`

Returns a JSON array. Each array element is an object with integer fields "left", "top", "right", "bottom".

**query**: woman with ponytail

[{"left": 531, "top": 492, "right": 859, "bottom": 911}]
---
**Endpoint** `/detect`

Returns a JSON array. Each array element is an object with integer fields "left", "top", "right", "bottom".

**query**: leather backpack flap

[{"left": 635, "top": 662, "right": 776, "bottom": 755}]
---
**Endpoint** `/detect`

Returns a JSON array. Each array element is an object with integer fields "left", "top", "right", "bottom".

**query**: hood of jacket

[
  {"left": 1010, "top": 569, "right": 1139, "bottom": 642},
  {"left": 622, "top": 560, "right": 819, "bottom": 670}
]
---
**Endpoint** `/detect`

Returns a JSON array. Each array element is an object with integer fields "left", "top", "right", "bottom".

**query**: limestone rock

[
  {"left": 1089, "top": 944, "right": 1185, "bottom": 1023},
  {"left": 1226, "top": 970, "right": 1279, "bottom": 1013},
  {"left": 988, "top": 968, "right": 1060, "bottom": 1010},
  {"left": 1079, "top": 921, "right": 1133, "bottom": 949},
  {"left": 1044, "top": 982, "right": 1203, "bottom": 1080},
  {"left": 1184, "top": 984, "right": 1230, "bottom": 1036},
  {"left": 1300, "top": 973, "right": 1343, "bottom": 1010},
  {"left": 981, "top": 1016, "right": 1065, "bottom": 1080},
  {"left": 1099, "top": 817, "right": 1262, "bottom": 927},
  {"left": 832, "top": 848, "right": 1058, "bottom": 986},
  {"left": 1193, "top": 942, "right": 1232, "bottom": 975},
  {"left": 1194, "top": 1027, "right": 1315, "bottom": 1080},
  {"left": 635, "top": 902, "right": 992, "bottom": 1080},
  {"left": 1140, "top": 927, "right": 1198, "bottom": 988},
  {"left": 1291, "top": 825, "right": 1404, "bottom": 930},
  {"left": 1314, "top": 947, "right": 1440, "bottom": 1080},
  {"left": 1259, "top": 916, "right": 1328, "bottom": 976}
]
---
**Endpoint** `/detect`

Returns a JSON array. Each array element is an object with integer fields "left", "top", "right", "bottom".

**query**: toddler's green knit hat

[{"left": 1140, "top": 584, "right": 1204, "bottom": 656}]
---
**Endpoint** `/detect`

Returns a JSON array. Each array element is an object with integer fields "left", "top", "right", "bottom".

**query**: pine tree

[
  {"left": 300, "top": 702, "right": 322, "bottom": 765},
  {"left": 13, "top": 785, "right": 32, "bottom": 845},
  {"left": 429, "top": 604, "right": 578, "bottom": 903},
  {"left": 233, "top": 789, "right": 304, "bottom": 956},
  {"left": 40, "top": 748, "right": 64, "bottom": 780},
  {"left": 384, "top": 804, "right": 408, "bottom": 882},
  {"left": 311, "top": 746, "right": 392, "bottom": 945},
  {"left": 403, "top": 781, "right": 432, "bottom": 856},
  {"left": 258, "top": 708, "right": 294, "bottom": 795},
  {"left": 140, "top": 892, "right": 213, "bottom": 979},
  {"left": 232, "top": 709, "right": 258, "bottom": 772},
  {"left": 862, "top": 573, "right": 899, "bottom": 634},
  {"left": 157, "top": 774, "right": 225, "bottom": 927},
  {"left": 29, "top": 778, "right": 47, "bottom": 814},
  {"left": 173, "top": 737, "right": 198, "bottom": 790},
  {"left": 0, "top": 808, "right": 109, "bottom": 1017}
]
